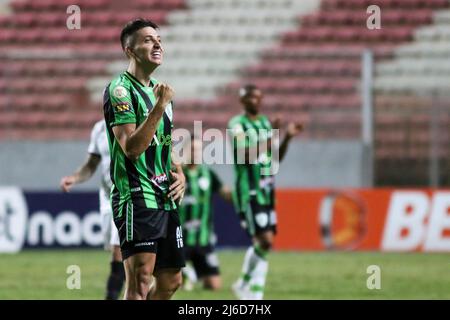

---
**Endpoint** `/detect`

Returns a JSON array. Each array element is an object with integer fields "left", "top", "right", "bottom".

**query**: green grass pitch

[{"left": 0, "top": 250, "right": 448, "bottom": 299}]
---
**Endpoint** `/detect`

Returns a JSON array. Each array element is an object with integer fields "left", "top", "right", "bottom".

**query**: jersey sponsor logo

[
  {"left": 113, "top": 86, "right": 128, "bottom": 99},
  {"left": 0, "top": 187, "right": 28, "bottom": 253},
  {"left": 255, "top": 212, "right": 269, "bottom": 228},
  {"left": 151, "top": 173, "right": 169, "bottom": 186},
  {"left": 130, "top": 187, "right": 142, "bottom": 193},
  {"left": 113, "top": 103, "right": 131, "bottom": 113}
]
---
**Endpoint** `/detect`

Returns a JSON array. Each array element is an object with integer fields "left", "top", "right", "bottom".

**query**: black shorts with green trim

[
  {"left": 240, "top": 200, "right": 277, "bottom": 237},
  {"left": 184, "top": 245, "right": 220, "bottom": 278},
  {"left": 114, "top": 204, "right": 185, "bottom": 268}
]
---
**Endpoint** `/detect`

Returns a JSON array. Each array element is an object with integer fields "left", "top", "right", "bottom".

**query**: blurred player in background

[
  {"left": 60, "top": 120, "right": 124, "bottom": 300},
  {"left": 228, "top": 84, "right": 302, "bottom": 300},
  {"left": 103, "top": 18, "right": 185, "bottom": 300},
  {"left": 179, "top": 135, "right": 232, "bottom": 291}
]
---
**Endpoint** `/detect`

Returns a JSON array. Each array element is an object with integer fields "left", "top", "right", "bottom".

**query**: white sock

[
  {"left": 248, "top": 257, "right": 268, "bottom": 300},
  {"left": 182, "top": 263, "right": 197, "bottom": 283},
  {"left": 236, "top": 246, "right": 259, "bottom": 288}
]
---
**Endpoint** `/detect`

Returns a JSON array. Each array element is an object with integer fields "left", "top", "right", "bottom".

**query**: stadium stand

[
  {"left": 0, "top": 0, "right": 186, "bottom": 139},
  {"left": 1, "top": 0, "right": 450, "bottom": 185}
]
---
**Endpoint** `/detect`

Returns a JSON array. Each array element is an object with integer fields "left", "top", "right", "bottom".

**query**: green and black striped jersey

[
  {"left": 103, "top": 71, "right": 176, "bottom": 218},
  {"left": 179, "top": 165, "right": 222, "bottom": 247},
  {"left": 228, "top": 114, "right": 275, "bottom": 213}
]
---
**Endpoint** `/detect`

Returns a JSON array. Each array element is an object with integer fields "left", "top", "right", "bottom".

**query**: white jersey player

[
  {"left": 86, "top": 120, "right": 119, "bottom": 251},
  {"left": 60, "top": 120, "right": 124, "bottom": 300}
]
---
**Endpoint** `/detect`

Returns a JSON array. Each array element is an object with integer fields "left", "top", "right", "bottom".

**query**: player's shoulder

[
  {"left": 93, "top": 119, "right": 105, "bottom": 132},
  {"left": 259, "top": 114, "right": 272, "bottom": 127},
  {"left": 90, "top": 119, "right": 105, "bottom": 137},
  {"left": 107, "top": 73, "right": 133, "bottom": 96},
  {"left": 228, "top": 114, "right": 245, "bottom": 127}
]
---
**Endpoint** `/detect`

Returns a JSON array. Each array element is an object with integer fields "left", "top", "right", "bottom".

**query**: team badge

[{"left": 113, "top": 86, "right": 128, "bottom": 99}]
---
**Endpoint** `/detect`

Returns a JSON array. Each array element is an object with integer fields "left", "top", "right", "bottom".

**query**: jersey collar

[{"left": 124, "top": 71, "right": 155, "bottom": 88}]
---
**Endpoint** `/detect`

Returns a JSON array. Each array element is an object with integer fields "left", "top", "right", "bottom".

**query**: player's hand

[
  {"left": 60, "top": 176, "right": 75, "bottom": 193},
  {"left": 153, "top": 83, "right": 174, "bottom": 109},
  {"left": 271, "top": 115, "right": 282, "bottom": 130},
  {"left": 168, "top": 170, "right": 186, "bottom": 204},
  {"left": 286, "top": 122, "right": 303, "bottom": 138}
]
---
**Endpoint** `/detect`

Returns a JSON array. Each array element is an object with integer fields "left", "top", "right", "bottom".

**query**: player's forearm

[
  {"left": 278, "top": 134, "right": 292, "bottom": 162},
  {"left": 174, "top": 163, "right": 183, "bottom": 174},
  {"left": 125, "top": 104, "right": 165, "bottom": 160},
  {"left": 71, "top": 163, "right": 96, "bottom": 184}
]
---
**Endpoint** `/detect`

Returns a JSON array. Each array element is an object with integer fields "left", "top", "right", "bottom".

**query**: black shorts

[
  {"left": 240, "top": 200, "right": 277, "bottom": 237},
  {"left": 184, "top": 245, "right": 220, "bottom": 278},
  {"left": 115, "top": 205, "right": 185, "bottom": 269}
]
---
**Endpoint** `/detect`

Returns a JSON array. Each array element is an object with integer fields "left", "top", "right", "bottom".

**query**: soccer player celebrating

[
  {"left": 60, "top": 120, "right": 124, "bottom": 300},
  {"left": 228, "top": 84, "right": 302, "bottom": 300},
  {"left": 179, "top": 135, "right": 232, "bottom": 291},
  {"left": 103, "top": 19, "right": 186, "bottom": 300}
]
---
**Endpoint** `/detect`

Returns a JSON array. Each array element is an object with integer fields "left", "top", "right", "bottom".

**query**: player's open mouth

[{"left": 151, "top": 51, "right": 161, "bottom": 59}]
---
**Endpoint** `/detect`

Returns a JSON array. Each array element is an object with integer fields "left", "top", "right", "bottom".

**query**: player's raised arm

[
  {"left": 60, "top": 153, "right": 100, "bottom": 192},
  {"left": 112, "top": 83, "right": 174, "bottom": 161},
  {"left": 277, "top": 121, "right": 303, "bottom": 162}
]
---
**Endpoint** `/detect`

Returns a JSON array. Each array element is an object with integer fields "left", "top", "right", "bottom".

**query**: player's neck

[
  {"left": 187, "top": 164, "right": 198, "bottom": 170},
  {"left": 126, "top": 62, "right": 157, "bottom": 87},
  {"left": 245, "top": 111, "right": 259, "bottom": 121}
]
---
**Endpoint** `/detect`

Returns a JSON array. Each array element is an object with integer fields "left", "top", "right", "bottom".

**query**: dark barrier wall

[{"left": 0, "top": 188, "right": 250, "bottom": 252}]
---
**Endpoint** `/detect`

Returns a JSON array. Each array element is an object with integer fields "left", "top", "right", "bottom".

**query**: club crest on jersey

[{"left": 113, "top": 86, "right": 128, "bottom": 99}]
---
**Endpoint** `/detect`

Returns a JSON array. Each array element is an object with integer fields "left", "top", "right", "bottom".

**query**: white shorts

[
  {"left": 101, "top": 209, "right": 120, "bottom": 250},
  {"left": 99, "top": 189, "right": 120, "bottom": 250}
]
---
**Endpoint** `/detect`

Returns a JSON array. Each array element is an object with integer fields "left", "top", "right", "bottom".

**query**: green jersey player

[
  {"left": 103, "top": 19, "right": 186, "bottom": 300},
  {"left": 179, "top": 135, "right": 232, "bottom": 291},
  {"left": 228, "top": 84, "right": 302, "bottom": 300}
]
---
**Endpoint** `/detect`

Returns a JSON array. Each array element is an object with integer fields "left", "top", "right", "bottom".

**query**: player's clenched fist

[
  {"left": 287, "top": 122, "right": 303, "bottom": 138},
  {"left": 60, "top": 176, "right": 75, "bottom": 193},
  {"left": 153, "top": 83, "right": 174, "bottom": 108}
]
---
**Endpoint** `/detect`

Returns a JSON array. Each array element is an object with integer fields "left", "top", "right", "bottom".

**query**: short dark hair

[
  {"left": 120, "top": 18, "right": 159, "bottom": 51},
  {"left": 239, "top": 84, "right": 260, "bottom": 97}
]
